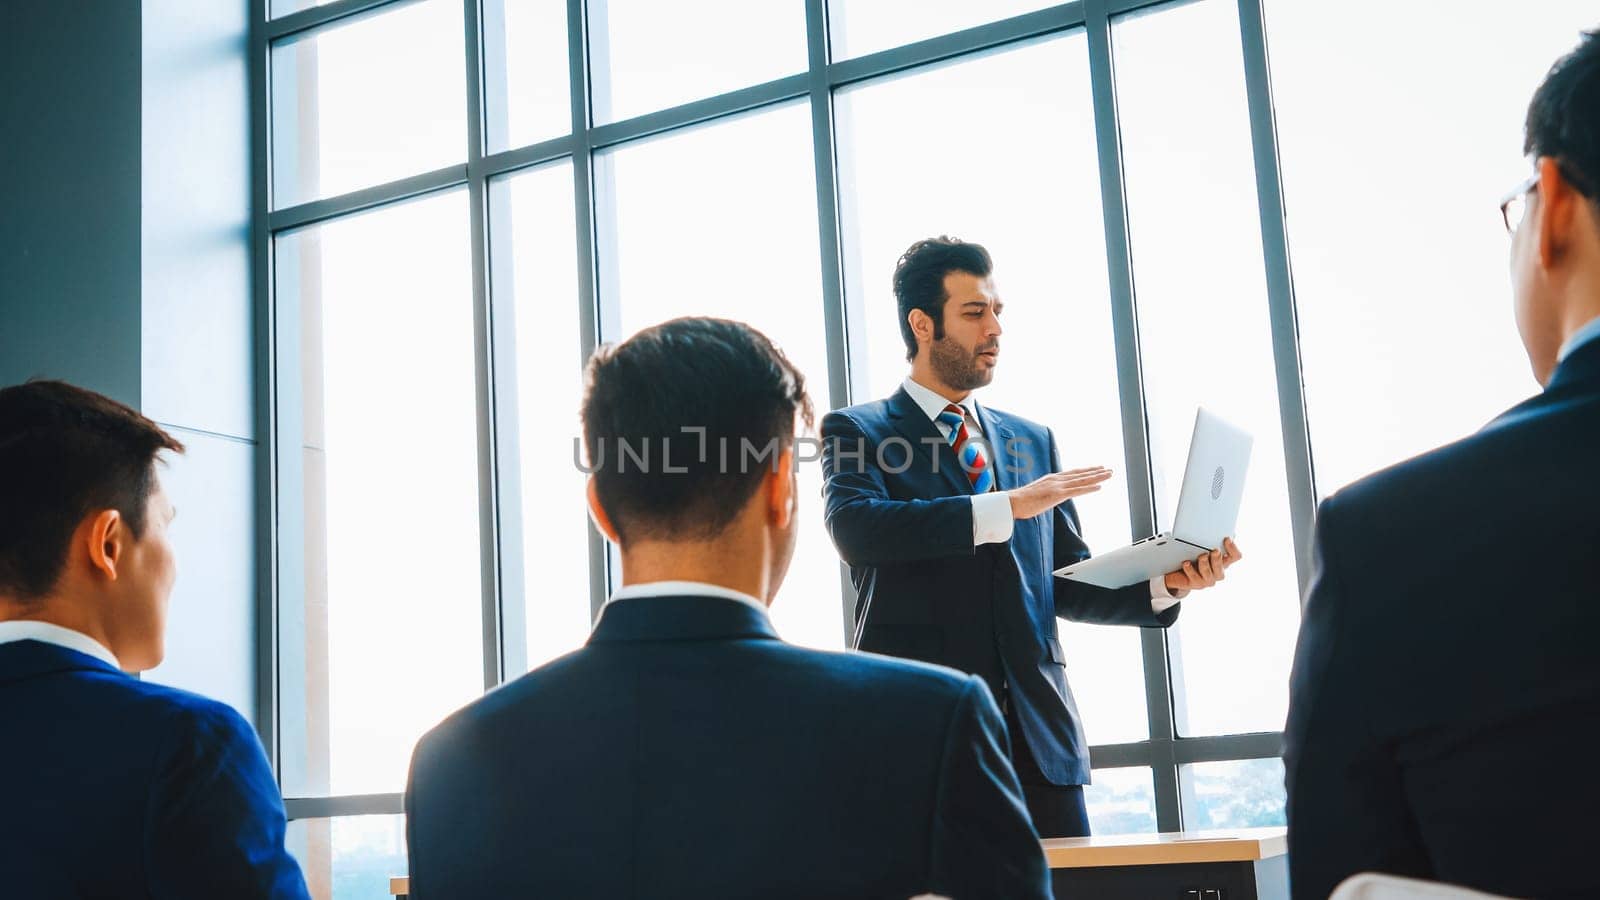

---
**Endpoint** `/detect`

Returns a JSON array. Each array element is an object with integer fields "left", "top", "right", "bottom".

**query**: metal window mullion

[
  {"left": 268, "top": 164, "right": 469, "bottom": 232},
  {"left": 801, "top": 0, "right": 858, "bottom": 644},
  {"left": 825, "top": 2, "right": 1087, "bottom": 88},
  {"left": 462, "top": 0, "right": 505, "bottom": 694},
  {"left": 1171, "top": 731, "right": 1282, "bottom": 764},
  {"left": 284, "top": 793, "right": 405, "bottom": 821},
  {"left": 265, "top": 0, "right": 417, "bottom": 42},
  {"left": 1234, "top": 0, "right": 1317, "bottom": 601},
  {"left": 1084, "top": 0, "right": 1181, "bottom": 833},
  {"left": 249, "top": 0, "right": 282, "bottom": 776},
  {"left": 568, "top": 0, "right": 612, "bottom": 621}
]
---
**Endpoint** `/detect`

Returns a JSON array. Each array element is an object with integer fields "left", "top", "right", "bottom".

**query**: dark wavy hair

[
  {"left": 1524, "top": 28, "right": 1600, "bottom": 205},
  {"left": 892, "top": 236, "right": 994, "bottom": 361}
]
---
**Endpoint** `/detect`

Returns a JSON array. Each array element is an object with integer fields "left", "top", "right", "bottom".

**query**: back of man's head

[
  {"left": 1524, "top": 29, "right": 1600, "bottom": 203},
  {"left": 1513, "top": 29, "right": 1600, "bottom": 384},
  {"left": 580, "top": 317, "right": 813, "bottom": 546},
  {"left": 0, "top": 380, "right": 184, "bottom": 667}
]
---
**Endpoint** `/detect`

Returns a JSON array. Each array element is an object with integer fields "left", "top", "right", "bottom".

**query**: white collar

[
  {"left": 0, "top": 620, "right": 121, "bottom": 669},
  {"left": 901, "top": 376, "right": 981, "bottom": 424},
  {"left": 606, "top": 580, "right": 770, "bottom": 617},
  {"left": 1557, "top": 313, "right": 1600, "bottom": 363}
]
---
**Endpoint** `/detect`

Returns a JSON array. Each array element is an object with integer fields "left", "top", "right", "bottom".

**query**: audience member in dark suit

[
  {"left": 821, "top": 237, "right": 1241, "bottom": 837},
  {"left": 406, "top": 317, "right": 1050, "bottom": 900},
  {"left": 0, "top": 381, "right": 309, "bottom": 899},
  {"left": 1285, "top": 30, "right": 1600, "bottom": 900}
]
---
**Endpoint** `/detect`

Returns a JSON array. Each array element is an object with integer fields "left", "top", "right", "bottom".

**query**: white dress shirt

[
  {"left": 605, "top": 580, "right": 771, "bottom": 617},
  {"left": 1557, "top": 313, "right": 1600, "bottom": 364},
  {"left": 0, "top": 620, "right": 120, "bottom": 668},
  {"left": 901, "top": 377, "right": 1183, "bottom": 612}
]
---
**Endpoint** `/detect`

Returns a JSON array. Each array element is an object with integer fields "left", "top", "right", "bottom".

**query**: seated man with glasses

[{"left": 1285, "top": 28, "right": 1600, "bottom": 900}]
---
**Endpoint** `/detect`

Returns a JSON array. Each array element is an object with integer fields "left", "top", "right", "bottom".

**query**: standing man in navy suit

[
  {"left": 821, "top": 237, "right": 1243, "bottom": 838},
  {"left": 407, "top": 317, "right": 1050, "bottom": 899},
  {"left": 0, "top": 380, "right": 309, "bottom": 899},
  {"left": 1285, "top": 30, "right": 1600, "bottom": 900}
]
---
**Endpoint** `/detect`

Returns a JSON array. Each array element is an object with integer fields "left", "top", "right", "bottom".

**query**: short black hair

[
  {"left": 1524, "top": 28, "right": 1600, "bottom": 202},
  {"left": 893, "top": 236, "right": 994, "bottom": 361},
  {"left": 581, "top": 317, "right": 813, "bottom": 544},
  {"left": 0, "top": 380, "right": 185, "bottom": 602}
]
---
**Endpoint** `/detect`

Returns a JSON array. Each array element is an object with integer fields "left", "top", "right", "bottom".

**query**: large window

[
  {"left": 1264, "top": 0, "right": 1598, "bottom": 495},
  {"left": 257, "top": 0, "right": 1587, "bottom": 890}
]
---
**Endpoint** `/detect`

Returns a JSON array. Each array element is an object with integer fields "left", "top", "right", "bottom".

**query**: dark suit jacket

[
  {"left": 0, "top": 640, "right": 309, "bottom": 899},
  {"left": 1285, "top": 339, "right": 1600, "bottom": 900},
  {"left": 820, "top": 389, "right": 1179, "bottom": 786},
  {"left": 405, "top": 594, "right": 1049, "bottom": 900}
]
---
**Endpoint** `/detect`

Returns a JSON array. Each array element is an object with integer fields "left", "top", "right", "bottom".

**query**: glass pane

[
  {"left": 489, "top": 161, "right": 596, "bottom": 671},
  {"left": 271, "top": 0, "right": 466, "bottom": 208},
  {"left": 1182, "top": 758, "right": 1287, "bottom": 830},
  {"left": 829, "top": 0, "right": 1056, "bottom": 60},
  {"left": 287, "top": 815, "right": 407, "bottom": 900},
  {"left": 588, "top": 0, "right": 807, "bottom": 124},
  {"left": 1265, "top": 2, "right": 1596, "bottom": 496},
  {"left": 1113, "top": 0, "right": 1299, "bottom": 737},
  {"left": 836, "top": 35, "right": 1147, "bottom": 742},
  {"left": 483, "top": 0, "right": 572, "bottom": 152},
  {"left": 1084, "top": 766, "right": 1157, "bottom": 835},
  {"left": 277, "top": 190, "right": 484, "bottom": 796},
  {"left": 596, "top": 103, "right": 838, "bottom": 648}
]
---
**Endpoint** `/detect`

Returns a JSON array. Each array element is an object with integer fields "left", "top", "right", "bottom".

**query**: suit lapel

[
  {"left": 975, "top": 404, "right": 1015, "bottom": 491},
  {"left": 887, "top": 387, "right": 973, "bottom": 497}
]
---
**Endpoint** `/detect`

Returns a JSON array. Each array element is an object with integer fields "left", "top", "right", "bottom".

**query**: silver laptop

[{"left": 1054, "top": 408, "right": 1252, "bottom": 589}]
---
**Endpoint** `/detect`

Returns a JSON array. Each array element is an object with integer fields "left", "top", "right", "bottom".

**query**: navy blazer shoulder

[
  {"left": 1284, "top": 340, "right": 1600, "bottom": 900},
  {"left": 0, "top": 640, "right": 309, "bottom": 899},
  {"left": 406, "top": 594, "right": 1050, "bottom": 900}
]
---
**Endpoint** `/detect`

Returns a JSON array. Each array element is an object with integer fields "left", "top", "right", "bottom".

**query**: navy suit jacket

[
  {"left": 0, "top": 640, "right": 309, "bottom": 899},
  {"left": 821, "top": 389, "right": 1179, "bottom": 786},
  {"left": 405, "top": 594, "right": 1049, "bottom": 900},
  {"left": 1285, "top": 339, "right": 1600, "bottom": 900}
]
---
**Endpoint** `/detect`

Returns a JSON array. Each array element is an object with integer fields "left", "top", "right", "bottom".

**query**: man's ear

[
  {"left": 908, "top": 308, "right": 936, "bottom": 350},
  {"left": 767, "top": 448, "right": 796, "bottom": 530},
  {"left": 84, "top": 509, "right": 124, "bottom": 582},
  {"left": 1537, "top": 155, "right": 1580, "bottom": 269},
  {"left": 585, "top": 478, "right": 620, "bottom": 544}
]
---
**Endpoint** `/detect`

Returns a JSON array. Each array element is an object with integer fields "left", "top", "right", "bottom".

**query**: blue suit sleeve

[
  {"left": 928, "top": 677, "right": 1051, "bottom": 900},
  {"left": 1284, "top": 497, "right": 1426, "bottom": 900},
  {"left": 144, "top": 700, "right": 311, "bottom": 900},
  {"left": 1045, "top": 428, "right": 1178, "bottom": 627},
  {"left": 821, "top": 410, "right": 978, "bottom": 566}
]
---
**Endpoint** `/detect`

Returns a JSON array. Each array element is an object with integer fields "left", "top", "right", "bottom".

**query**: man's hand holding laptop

[{"left": 1163, "top": 536, "right": 1243, "bottom": 593}]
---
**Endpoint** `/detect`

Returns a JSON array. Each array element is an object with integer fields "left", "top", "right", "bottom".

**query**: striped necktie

[{"left": 935, "top": 403, "right": 994, "bottom": 493}]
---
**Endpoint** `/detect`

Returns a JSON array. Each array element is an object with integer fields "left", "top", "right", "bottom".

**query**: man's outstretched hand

[{"left": 1007, "top": 467, "right": 1114, "bottom": 520}]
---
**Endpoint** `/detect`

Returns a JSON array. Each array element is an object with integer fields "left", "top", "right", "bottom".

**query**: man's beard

[{"left": 930, "top": 336, "right": 996, "bottom": 391}]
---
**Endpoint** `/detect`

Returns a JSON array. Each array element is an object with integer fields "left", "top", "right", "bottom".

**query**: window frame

[{"left": 249, "top": 0, "right": 1315, "bottom": 837}]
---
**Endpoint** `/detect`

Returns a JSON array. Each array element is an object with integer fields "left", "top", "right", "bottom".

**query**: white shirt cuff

[
  {"left": 971, "top": 492, "right": 1015, "bottom": 546},
  {"left": 1150, "top": 575, "right": 1186, "bottom": 614}
]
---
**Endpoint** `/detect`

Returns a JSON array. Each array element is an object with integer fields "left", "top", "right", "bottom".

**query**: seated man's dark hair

[
  {"left": 581, "top": 317, "right": 813, "bottom": 543},
  {"left": 1525, "top": 28, "right": 1600, "bottom": 205},
  {"left": 0, "top": 380, "right": 185, "bottom": 601}
]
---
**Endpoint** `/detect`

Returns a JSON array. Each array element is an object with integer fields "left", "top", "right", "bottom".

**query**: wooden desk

[
  {"left": 389, "top": 827, "right": 1288, "bottom": 899},
  {"left": 1046, "top": 827, "right": 1288, "bottom": 900}
]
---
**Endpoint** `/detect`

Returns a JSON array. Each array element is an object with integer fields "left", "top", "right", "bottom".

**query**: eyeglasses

[
  {"left": 1499, "top": 172, "right": 1540, "bottom": 233},
  {"left": 1500, "top": 162, "right": 1598, "bottom": 233}
]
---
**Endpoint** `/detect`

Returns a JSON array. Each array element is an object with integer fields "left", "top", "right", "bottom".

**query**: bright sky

[{"left": 267, "top": 0, "right": 1600, "bottom": 867}]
